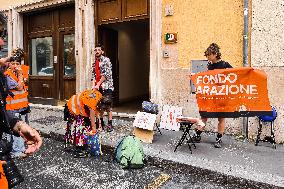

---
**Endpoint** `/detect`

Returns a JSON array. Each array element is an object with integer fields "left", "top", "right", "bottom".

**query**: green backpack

[{"left": 115, "top": 136, "right": 145, "bottom": 169}]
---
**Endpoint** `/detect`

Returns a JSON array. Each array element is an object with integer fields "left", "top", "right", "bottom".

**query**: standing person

[
  {"left": 0, "top": 55, "right": 42, "bottom": 189},
  {"left": 193, "top": 43, "right": 233, "bottom": 148},
  {"left": 92, "top": 44, "right": 114, "bottom": 132},
  {"left": 4, "top": 48, "right": 29, "bottom": 158}
]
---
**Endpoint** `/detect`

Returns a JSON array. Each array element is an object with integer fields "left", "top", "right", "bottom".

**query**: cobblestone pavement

[
  {"left": 25, "top": 105, "right": 284, "bottom": 188},
  {"left": 14, "top": 138, "right": 238, "bottom": 189}
]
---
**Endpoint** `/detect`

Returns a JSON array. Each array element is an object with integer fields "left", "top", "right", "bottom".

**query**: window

[
  {"left": 30, "top": 37, "right": 53, "bottom": 76},
  {"left": 63, "top": 34, "right": 76, "bottom": 76}
]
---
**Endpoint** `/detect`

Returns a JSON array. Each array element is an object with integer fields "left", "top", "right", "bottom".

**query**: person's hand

[
  {"left": 93, "top": 84, "right": 100, "bottom": 90},
  {"left": 16, "top": 65, "right": 23, "bottom": 74},
  {"left": 14, "top": 121, "right": 42, "bottom": 155},
  {"left": 0, "top": 161, "right": 7, "bottom": 165},
  {"left": 91, "top": 85, "right": 99, "bottom": 90}
]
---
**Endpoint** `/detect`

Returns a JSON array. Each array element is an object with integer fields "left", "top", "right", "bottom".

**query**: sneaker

[
  {"left": 214, "top": 138, "right": 222, "bottom": 148},
  {"left": 106, "top": 124, "right": 113, "bottom": 132},
  {"left": 192, "top": 135, "right": 201, "bottom": 143},
  {"left": 73, "top": 150, "right": 88, "bottom": 158}
]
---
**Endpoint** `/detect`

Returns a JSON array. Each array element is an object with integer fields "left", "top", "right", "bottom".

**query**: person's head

[
  {"left": 9, "top": 61, "right": 21, "bottom": 71},
  {"left": 97, "top": 95, "right": 112, "bottom": 113},
  {"left": 204, "top": 43, "right": 221, "bottom": 63},
  {"left": 10, "top": 47, "right": 25, "bottom": 63},
  {"left": 94, "top": 44, "right": 104, "bottom": 58}
]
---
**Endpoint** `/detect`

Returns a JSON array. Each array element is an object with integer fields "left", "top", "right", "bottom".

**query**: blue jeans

[
  {"left": 10, "top": 135, "right": 26, "bottom": 157},
  {"left": 6, "top": 111, "right": 28, "bottom": 157}
]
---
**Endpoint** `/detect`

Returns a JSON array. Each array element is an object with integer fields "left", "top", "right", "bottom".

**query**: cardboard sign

[
  {"left": 133, "top": 127, "right": 154, "bottom": 144},
  {"left": 133, "top": 111, "right": 157, "bottom": 131},
  {"left": 160, "top": 105, "right": 183, "bottom": 131},
  {"left": 190, "top": 67, "right": 272, "bottom": 118}
]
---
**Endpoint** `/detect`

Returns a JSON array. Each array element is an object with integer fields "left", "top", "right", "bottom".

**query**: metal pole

[
  {"left": 243, "top": 0, "right": 249, "bottom": 139},
  {"left": 243, "top": 0, "right": 249, "bottom": 67}
]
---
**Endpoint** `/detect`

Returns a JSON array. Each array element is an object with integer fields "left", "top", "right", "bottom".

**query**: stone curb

[
  {"left": 38, "top": 129, "right": 280, "bottom": 189},
  {"left": 30, "top": 103, "right": 136, "bottom": 119}
]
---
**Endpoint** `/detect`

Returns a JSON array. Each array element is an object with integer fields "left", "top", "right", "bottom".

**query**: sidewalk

[{"left": 29, "top": 104, "right": 284, "bottom": 188}]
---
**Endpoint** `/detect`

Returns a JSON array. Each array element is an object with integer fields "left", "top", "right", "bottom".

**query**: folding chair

[
  {"left": 174, "top": 121, "right": 196, "bottom": 154},
  {"left": 255, "top": 106, "right": 277, "bottom": 149}
]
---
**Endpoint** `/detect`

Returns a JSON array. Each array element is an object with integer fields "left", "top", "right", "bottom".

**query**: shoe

[
  {"left": 73, "top": 150, "right": 88, "bottom": 158},
  {"left": 214, "top": 138, "right": 222, "bottom": 148},
  {"left": 106, "top": 124, "right": 113, "bottom": 132},
  {"left": 192, "top": 135, "right": 201, "bottom": 143}
]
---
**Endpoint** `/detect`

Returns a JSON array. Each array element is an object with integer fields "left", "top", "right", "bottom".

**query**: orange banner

[{"left": 190, "top": 67, "right": 272, "bottom": 118}]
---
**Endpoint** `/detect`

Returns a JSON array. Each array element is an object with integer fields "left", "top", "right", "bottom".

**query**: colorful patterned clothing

[
  {"left": 65, "top": 114, "right": 91, "bottom": 147},
  {"left": 91, "top": 55, "right": 114, "bottom": 91}
]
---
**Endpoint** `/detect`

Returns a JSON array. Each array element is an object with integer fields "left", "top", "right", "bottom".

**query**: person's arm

[
  {"left": 100, "top": 57, "right": 112, "bottom": 80},
  {"left": 89, "top": 109, "right": 97, "bottom": 131},
  {"left": 12, "top": 121, "right": 42, "bottom": 155},
  {"left": 225, "top": 61, "right": 233, "bottom": 68},
  {"left": 0, "top": 56, "right": 10, "bottom": 67},
  {"left": 15, "top": 67, "right": 24, "bottom": 90},
  {"left": 94, "top": 75, "right": 106, "bottom": 90}
]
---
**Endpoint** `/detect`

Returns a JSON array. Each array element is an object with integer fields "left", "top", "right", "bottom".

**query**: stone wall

[
  {"left": 250, "top": 0, "right": 284, "bottom": 143},
  {"left": 251, "top": 0, "right": 284, "bottom": 68}
]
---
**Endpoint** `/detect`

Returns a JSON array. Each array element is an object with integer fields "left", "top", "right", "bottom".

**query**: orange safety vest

[
  {"left": 67, "top": 92, "right": 89, "bottom": 117},
  {"left": 4, "top": 69, "right": 29, "bottom": 111},
  {"left": 81, "top": 89, "right": 102, "bottom": 110},
  {"left": 67, "top": 89, "right": 102, "bottom": 117},
  {"left": 0, "top": 163, "right": 8, "bottom": 189},
  {"left": 21, "top": 65, "right": 29, "bottom": 91}
]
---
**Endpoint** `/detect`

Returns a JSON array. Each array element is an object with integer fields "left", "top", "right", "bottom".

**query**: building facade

[{"left": 1, "top": 0, "right": 283, "bottom": 142}]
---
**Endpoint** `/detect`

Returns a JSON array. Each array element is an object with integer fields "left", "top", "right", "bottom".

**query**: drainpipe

[{"left": 243, "top": 0, "right": 249, "bottom": 139}]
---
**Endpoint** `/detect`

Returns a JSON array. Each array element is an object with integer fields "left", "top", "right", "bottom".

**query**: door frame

[
  {"left": 97, "top": 26, "right": 119, "bottom": 105},
  {"left": 58, "top": 30, "right": 76, "bottom": 100},
  {"left": 23, "top": 5, "right": 76, "bottom": 103}
]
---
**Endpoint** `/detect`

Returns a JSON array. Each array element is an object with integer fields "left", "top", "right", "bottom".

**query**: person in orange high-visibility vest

[
  {"left": 0, "top": 54, "right": 42, "bottom": 188},
  {"left": 4, "top": 48, "right": 30, "bottom": 159},
  {"left": 4, "top": 64, "right": 28, "bottom": 111},
  {"left": 65, "top": 89, "right": 105, "bottom": 158}
]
